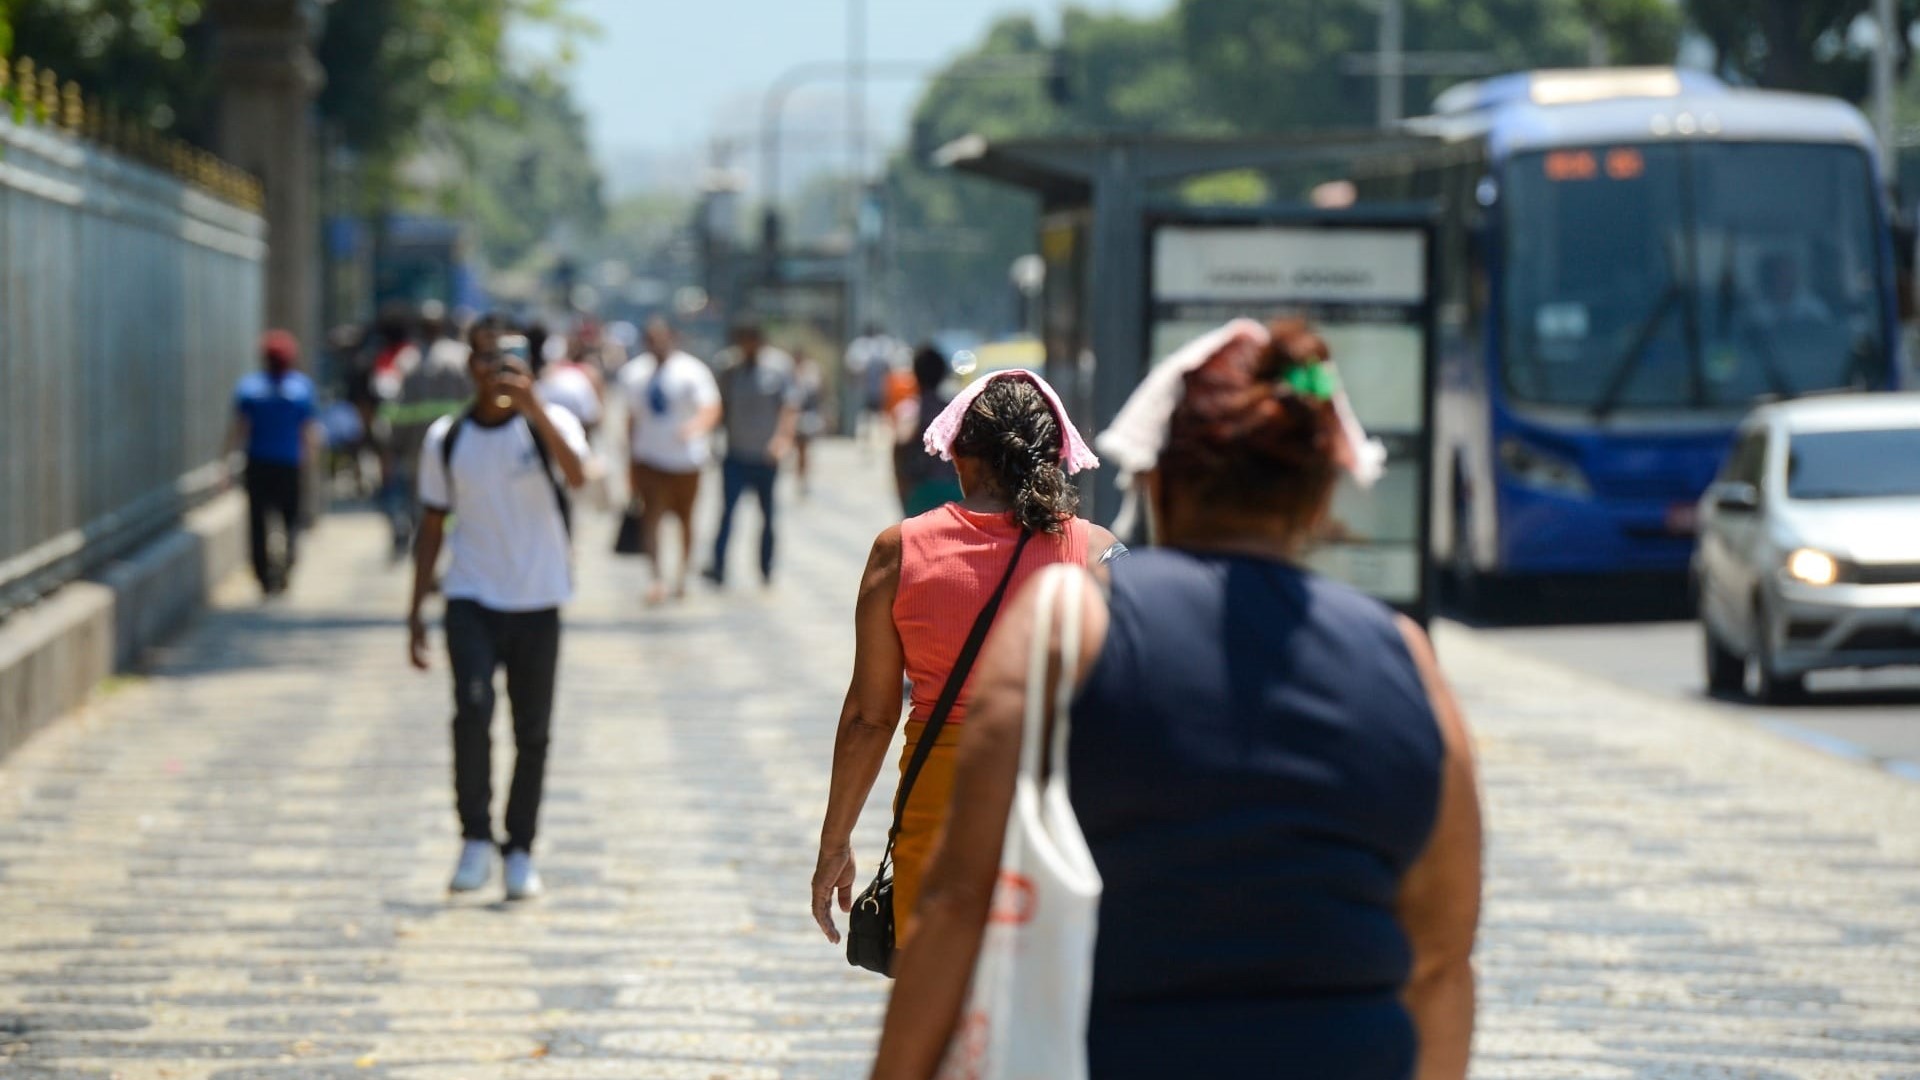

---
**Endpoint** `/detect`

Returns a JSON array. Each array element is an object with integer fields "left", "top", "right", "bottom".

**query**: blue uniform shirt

[{"left": 234, "top": 370, "right": 317, "bottom": 466}]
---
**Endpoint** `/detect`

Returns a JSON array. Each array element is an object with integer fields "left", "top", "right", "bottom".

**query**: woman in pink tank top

[{"left": 812, "top": 370, "right": 1116, "bottom": 953}]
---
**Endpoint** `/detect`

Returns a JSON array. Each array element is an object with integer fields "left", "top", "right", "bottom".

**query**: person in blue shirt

[{"left": 226, "top": 331, "right": 320, "bottom": 596}]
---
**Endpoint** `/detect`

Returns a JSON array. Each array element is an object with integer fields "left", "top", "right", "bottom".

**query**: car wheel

[
  {"left": 1744, "top": 600, "right": 1806, "bottom": 704},
  {"left": 1703, "top": 618, "right": 1743, "bottom": 696}
]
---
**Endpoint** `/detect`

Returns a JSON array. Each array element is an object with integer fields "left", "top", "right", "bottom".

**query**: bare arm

[
  {"left": 769, "top": 403, "right": 800, "bottom": 462},
  {"left": 223, "top": 414, "right": 249, "bottom": 484},
  {"left": 500, "top": 372, "right": 587, "bottom": 488},
  {"left": 407, "top": 510, "right": 448, "bottom": 671},
  {"left": 813, "top": 528, "right": 909, "bottom": 944},
  {"left": 1395, "top": 616, "right": 1483, "bottom": 1080},
  {"left": 871, "top": 569, "right": 1110, "bottom": 1080},
  {"left": 682, "top": 402, "right": 723, "bottom": 441}
]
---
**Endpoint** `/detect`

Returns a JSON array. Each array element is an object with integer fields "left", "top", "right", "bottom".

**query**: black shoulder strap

[
  {"left": 882, "top": 528, "right": 1036, "bottom": 861},
  {"left": 521, "top": 413, "right": 574, "bottom": 537},
  {"left": 438, "top": 409, "right": 471, "bottom": 510}
]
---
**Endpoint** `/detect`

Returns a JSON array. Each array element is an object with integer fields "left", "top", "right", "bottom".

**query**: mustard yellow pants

[{"left": 891, "top": 719, "right": 964, "bottom": 947}]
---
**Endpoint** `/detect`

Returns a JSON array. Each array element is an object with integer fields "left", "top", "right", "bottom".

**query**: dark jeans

[
  {"left": 445, "top": 600, "right": 560, "bottom": 854},
  {"left": 711, "top": 457, "right": 779, "bottom": 583},
  {"left": 244, "top": 460, "right": 303, "bottom": 590}
]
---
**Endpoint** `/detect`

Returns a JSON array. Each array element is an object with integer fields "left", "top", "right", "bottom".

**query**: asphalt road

[{"left": 1456, "top": 582, "right": 1920, "bottom": 776}]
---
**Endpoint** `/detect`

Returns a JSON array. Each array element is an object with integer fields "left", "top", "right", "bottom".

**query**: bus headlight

[
  {"left": 1498, "top": 437, "right": 1592, "bottom": 498},
  {"left": 1785, "top": 548, "right": 1839, "bottom": 586}
]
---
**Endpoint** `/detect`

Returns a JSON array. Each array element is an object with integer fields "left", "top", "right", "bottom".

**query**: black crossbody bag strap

[{"left": 876, "top": 528, "right": 1035, "bottom": 875}]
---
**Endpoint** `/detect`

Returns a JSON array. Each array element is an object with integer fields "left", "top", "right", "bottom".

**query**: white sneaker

[
  {"left": 448, "top": 840, "right": 494, "bottom": 893},
  {"left": 503, "top": 850, "right": 543, "bottom": 901}
]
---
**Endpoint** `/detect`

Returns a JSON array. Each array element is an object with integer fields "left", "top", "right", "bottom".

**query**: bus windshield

[{"left": 1503, "top": 143, "right": 1889, "bottom": 415}]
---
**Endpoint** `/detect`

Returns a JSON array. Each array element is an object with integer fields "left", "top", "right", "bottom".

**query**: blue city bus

[{"left": 1352, "top": 68, "right": 1902, "bottom": 589}]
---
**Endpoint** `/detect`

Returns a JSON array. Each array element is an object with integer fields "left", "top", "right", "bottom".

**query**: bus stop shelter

[{"left": 940, "top": 131, "right": 1444, "bottom": 619}]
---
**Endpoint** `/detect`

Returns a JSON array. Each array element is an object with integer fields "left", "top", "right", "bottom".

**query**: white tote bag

[{"left": 938, "top": 565, "right": 1104, "bottom": 1080}]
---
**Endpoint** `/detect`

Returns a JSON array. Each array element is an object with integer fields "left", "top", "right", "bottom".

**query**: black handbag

[
  {"left": 613, "top": 502, "right": 646, "bottom": 556},
  {"left": 848, "top": 529, "right": 1035, "bottom": 976}
]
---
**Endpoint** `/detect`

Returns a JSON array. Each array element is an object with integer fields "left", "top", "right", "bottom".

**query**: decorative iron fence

[{"left": 0, "top": 58, "right": 267, "bottom": 619}]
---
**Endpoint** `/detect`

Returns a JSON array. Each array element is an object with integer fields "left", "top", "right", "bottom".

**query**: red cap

[{"left": 262, "top": 330, "right": 300, "bottom": 369}]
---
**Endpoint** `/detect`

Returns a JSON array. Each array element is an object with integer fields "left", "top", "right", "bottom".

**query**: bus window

[{"left": 1504, "top": 142, "right": 1888, "bottom": 414}]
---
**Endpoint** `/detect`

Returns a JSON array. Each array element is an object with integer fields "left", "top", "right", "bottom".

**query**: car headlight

[
  {"left": 1785, "top": 548, "right": 1839, "bottom": 586},
  {"left": 1498, "top": 437, "right": 1591, "bottom": 498}
]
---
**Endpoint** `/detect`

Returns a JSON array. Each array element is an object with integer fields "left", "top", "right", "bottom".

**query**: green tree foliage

[
  {"left": 880, "top": 0, "right": 1684, "bottom": 334},
  {"left": 1688, "top": 0, "right": 1917, "bottom": 100},
  {"left": 316, "top": 0, "right": 592, "bottom": 173},
  {"left": 450, "top": 73, "right": 604, "bottom": 268},
  {"left": 884, "top": 10, "right": 1206, "bottom": 333},
  {"left": 1178, "top": 0, "right": 1679, "bottom": 132},
  {"left": 3, "top": 0, "right": 214, "bottom": 141}
]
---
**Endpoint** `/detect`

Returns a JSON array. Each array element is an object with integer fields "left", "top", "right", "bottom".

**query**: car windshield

[
  {"left": 1787, "top": 427, "right": 1920, "bottom": 499},
  {"left": 1504, "top": 143, "right": 1889, "bottom": 413}
]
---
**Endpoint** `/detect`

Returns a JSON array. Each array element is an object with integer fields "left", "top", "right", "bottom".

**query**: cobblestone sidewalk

[{"left": 1, "top": 441, "right": 1915, "bottom": 1079}]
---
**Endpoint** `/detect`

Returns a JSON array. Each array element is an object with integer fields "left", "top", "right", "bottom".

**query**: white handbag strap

[{"left": 1019, "top": 565, "right": 1085, "bottom": 788}]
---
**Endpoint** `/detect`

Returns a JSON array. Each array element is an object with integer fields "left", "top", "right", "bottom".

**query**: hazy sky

[{"left": 533, "top": 0, "right": 1169, "bottom": 197}]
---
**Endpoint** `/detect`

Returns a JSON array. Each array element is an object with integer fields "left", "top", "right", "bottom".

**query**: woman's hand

[{"left": 812, "top": 843, "right": 857, "bottom": 944}]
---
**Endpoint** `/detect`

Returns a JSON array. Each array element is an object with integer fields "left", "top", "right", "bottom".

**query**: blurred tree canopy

[
  {"left": 1689, "top": 0, "right": 1918, "bottom": 100},
  {"left": 1, "top": 0, "right": 600, "bottom": 268},
  {"left": 880, "top": 0, "right": 1681, "bottom": 336}
]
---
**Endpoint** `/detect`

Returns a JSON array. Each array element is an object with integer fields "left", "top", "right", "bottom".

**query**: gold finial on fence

[
  {"left": 38, "top": 70, "right": 59, "bottom": 125},
  {"left": 62, "top": 82, "right": 83, "bottom": 132},
  {"left": 16, "top": 59, "right": 37, "bottom": 119}
]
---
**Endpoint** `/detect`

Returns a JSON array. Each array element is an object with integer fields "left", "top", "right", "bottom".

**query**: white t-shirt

[
  {"left": 620, "top": 351, "right": 722, "bottom": 472},
  {"left": 418, "top": 405, "right": 589, "bottom": 612},
  {"left": 540, "top": 363, "right": 603, "bottom": 427}
]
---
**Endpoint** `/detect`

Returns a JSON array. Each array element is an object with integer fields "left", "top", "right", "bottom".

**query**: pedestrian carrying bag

[
  {"left": 937, "top": 564, "right": 1103, "bottom": 1080},
  {"left": 613, "top": 502, "right": 647, "bottom": 556},
  {"left": 847, "top": 529, "right": 1035, "bottom": 977}
]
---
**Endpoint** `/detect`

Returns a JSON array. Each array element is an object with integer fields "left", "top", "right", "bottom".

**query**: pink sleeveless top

[{"left": 894, "top": 505, "right": 1089, "bottom": 727}]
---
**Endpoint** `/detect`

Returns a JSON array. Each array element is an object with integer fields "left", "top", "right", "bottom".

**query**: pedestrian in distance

[
  {"left": 619, "top": 317, "right": 722, "bottom": 605},
  {"left": 381, "top": 314, "right": 472, "bottom": 559},
  {"left": 225, "top": 330, "right": 321, "bottom": 598},
  {"left": 407, "top": 314, "right": 590, "bottom": 902},
  {"left": 846, "top": 322, "right": 904, "bottom": 449},
  {"left": 793, "top": 347, "right": 829, "bottom": 496},
  {"left": 533, "top": 322, "right": 607, "bottom": 437},
  {"left": 891, "top": 344, "right": 963, "bottom": 517},
  {"left": 813, "top": 369, "right": 1113, "bottom": 958},
  {"left": 868, "top": 319, "right": 1482, "bottom": 1080},
  {"left": 704, "top": 320, "right": 800, "bottom": 588}
]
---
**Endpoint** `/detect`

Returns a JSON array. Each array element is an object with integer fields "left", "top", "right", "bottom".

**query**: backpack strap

[
  {"left": 522, "top": 412, "right": 574, "bottom": 537},
  {"left": 431, "top": 409, "right": 470, "bottom": 514}
]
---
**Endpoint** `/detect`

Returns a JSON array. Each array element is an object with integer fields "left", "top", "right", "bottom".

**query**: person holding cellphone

[{"left": 407, "top": 315, "right": 589, "bottom": 902}]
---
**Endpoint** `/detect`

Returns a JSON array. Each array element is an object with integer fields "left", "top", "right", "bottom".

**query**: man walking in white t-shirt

[
  {"left": 619, "top": 317, "right": 722, "bottom": 605},
  {"left": 408, "top": 315, "right": 589, "bottom": 901}
]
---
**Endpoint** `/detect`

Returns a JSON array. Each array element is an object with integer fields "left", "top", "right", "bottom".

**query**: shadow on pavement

[{"left": 1442, "top": 571, "right": 1694, "bottom": 628}]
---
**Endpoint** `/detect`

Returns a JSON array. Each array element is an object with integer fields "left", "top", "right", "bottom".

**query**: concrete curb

[{"left": 0, "top": 492, "right": 247, "bottom": 762}]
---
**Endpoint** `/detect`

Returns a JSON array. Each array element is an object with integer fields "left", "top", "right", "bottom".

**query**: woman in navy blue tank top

[{"left": 870, "top": 320, "right": 1483, "bottom": 1079}]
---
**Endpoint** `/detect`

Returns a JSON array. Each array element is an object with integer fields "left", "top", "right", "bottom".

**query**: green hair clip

[{"left": 1283, "top": 362, "right": 1340, "bottom": 402}]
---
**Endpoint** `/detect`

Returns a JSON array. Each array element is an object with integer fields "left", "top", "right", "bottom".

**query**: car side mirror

[{"left": 1714, "top": 482, "right": 1760, "bottom": 514}]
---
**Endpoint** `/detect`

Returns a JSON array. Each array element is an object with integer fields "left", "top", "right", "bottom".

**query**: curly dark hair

[{"left": 952, "top": 376, "right": 1078, "bottom": 535}]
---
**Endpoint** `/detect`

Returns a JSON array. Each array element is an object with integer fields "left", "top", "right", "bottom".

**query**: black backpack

[{"left": 440, "top": 410, "right": 573, "bottom": 536}]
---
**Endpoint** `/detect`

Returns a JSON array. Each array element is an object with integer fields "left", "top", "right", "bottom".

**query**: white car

[{"left": 1695, "top": 394, "right": 1920, "bottom": 701}]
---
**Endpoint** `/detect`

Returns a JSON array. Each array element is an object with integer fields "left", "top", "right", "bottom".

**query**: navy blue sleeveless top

[{"left": 1070, "top": 550, "right": 1444, "bottom": 1080}]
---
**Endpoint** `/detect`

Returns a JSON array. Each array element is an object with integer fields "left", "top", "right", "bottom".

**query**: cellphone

[{"left": 498, "top": 334, "right": 532, "bottom": 365}]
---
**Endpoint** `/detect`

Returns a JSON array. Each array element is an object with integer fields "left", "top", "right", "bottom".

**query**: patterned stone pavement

[{"left": 0, "top": 440, "right": 1916, "bottom": 1079}]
